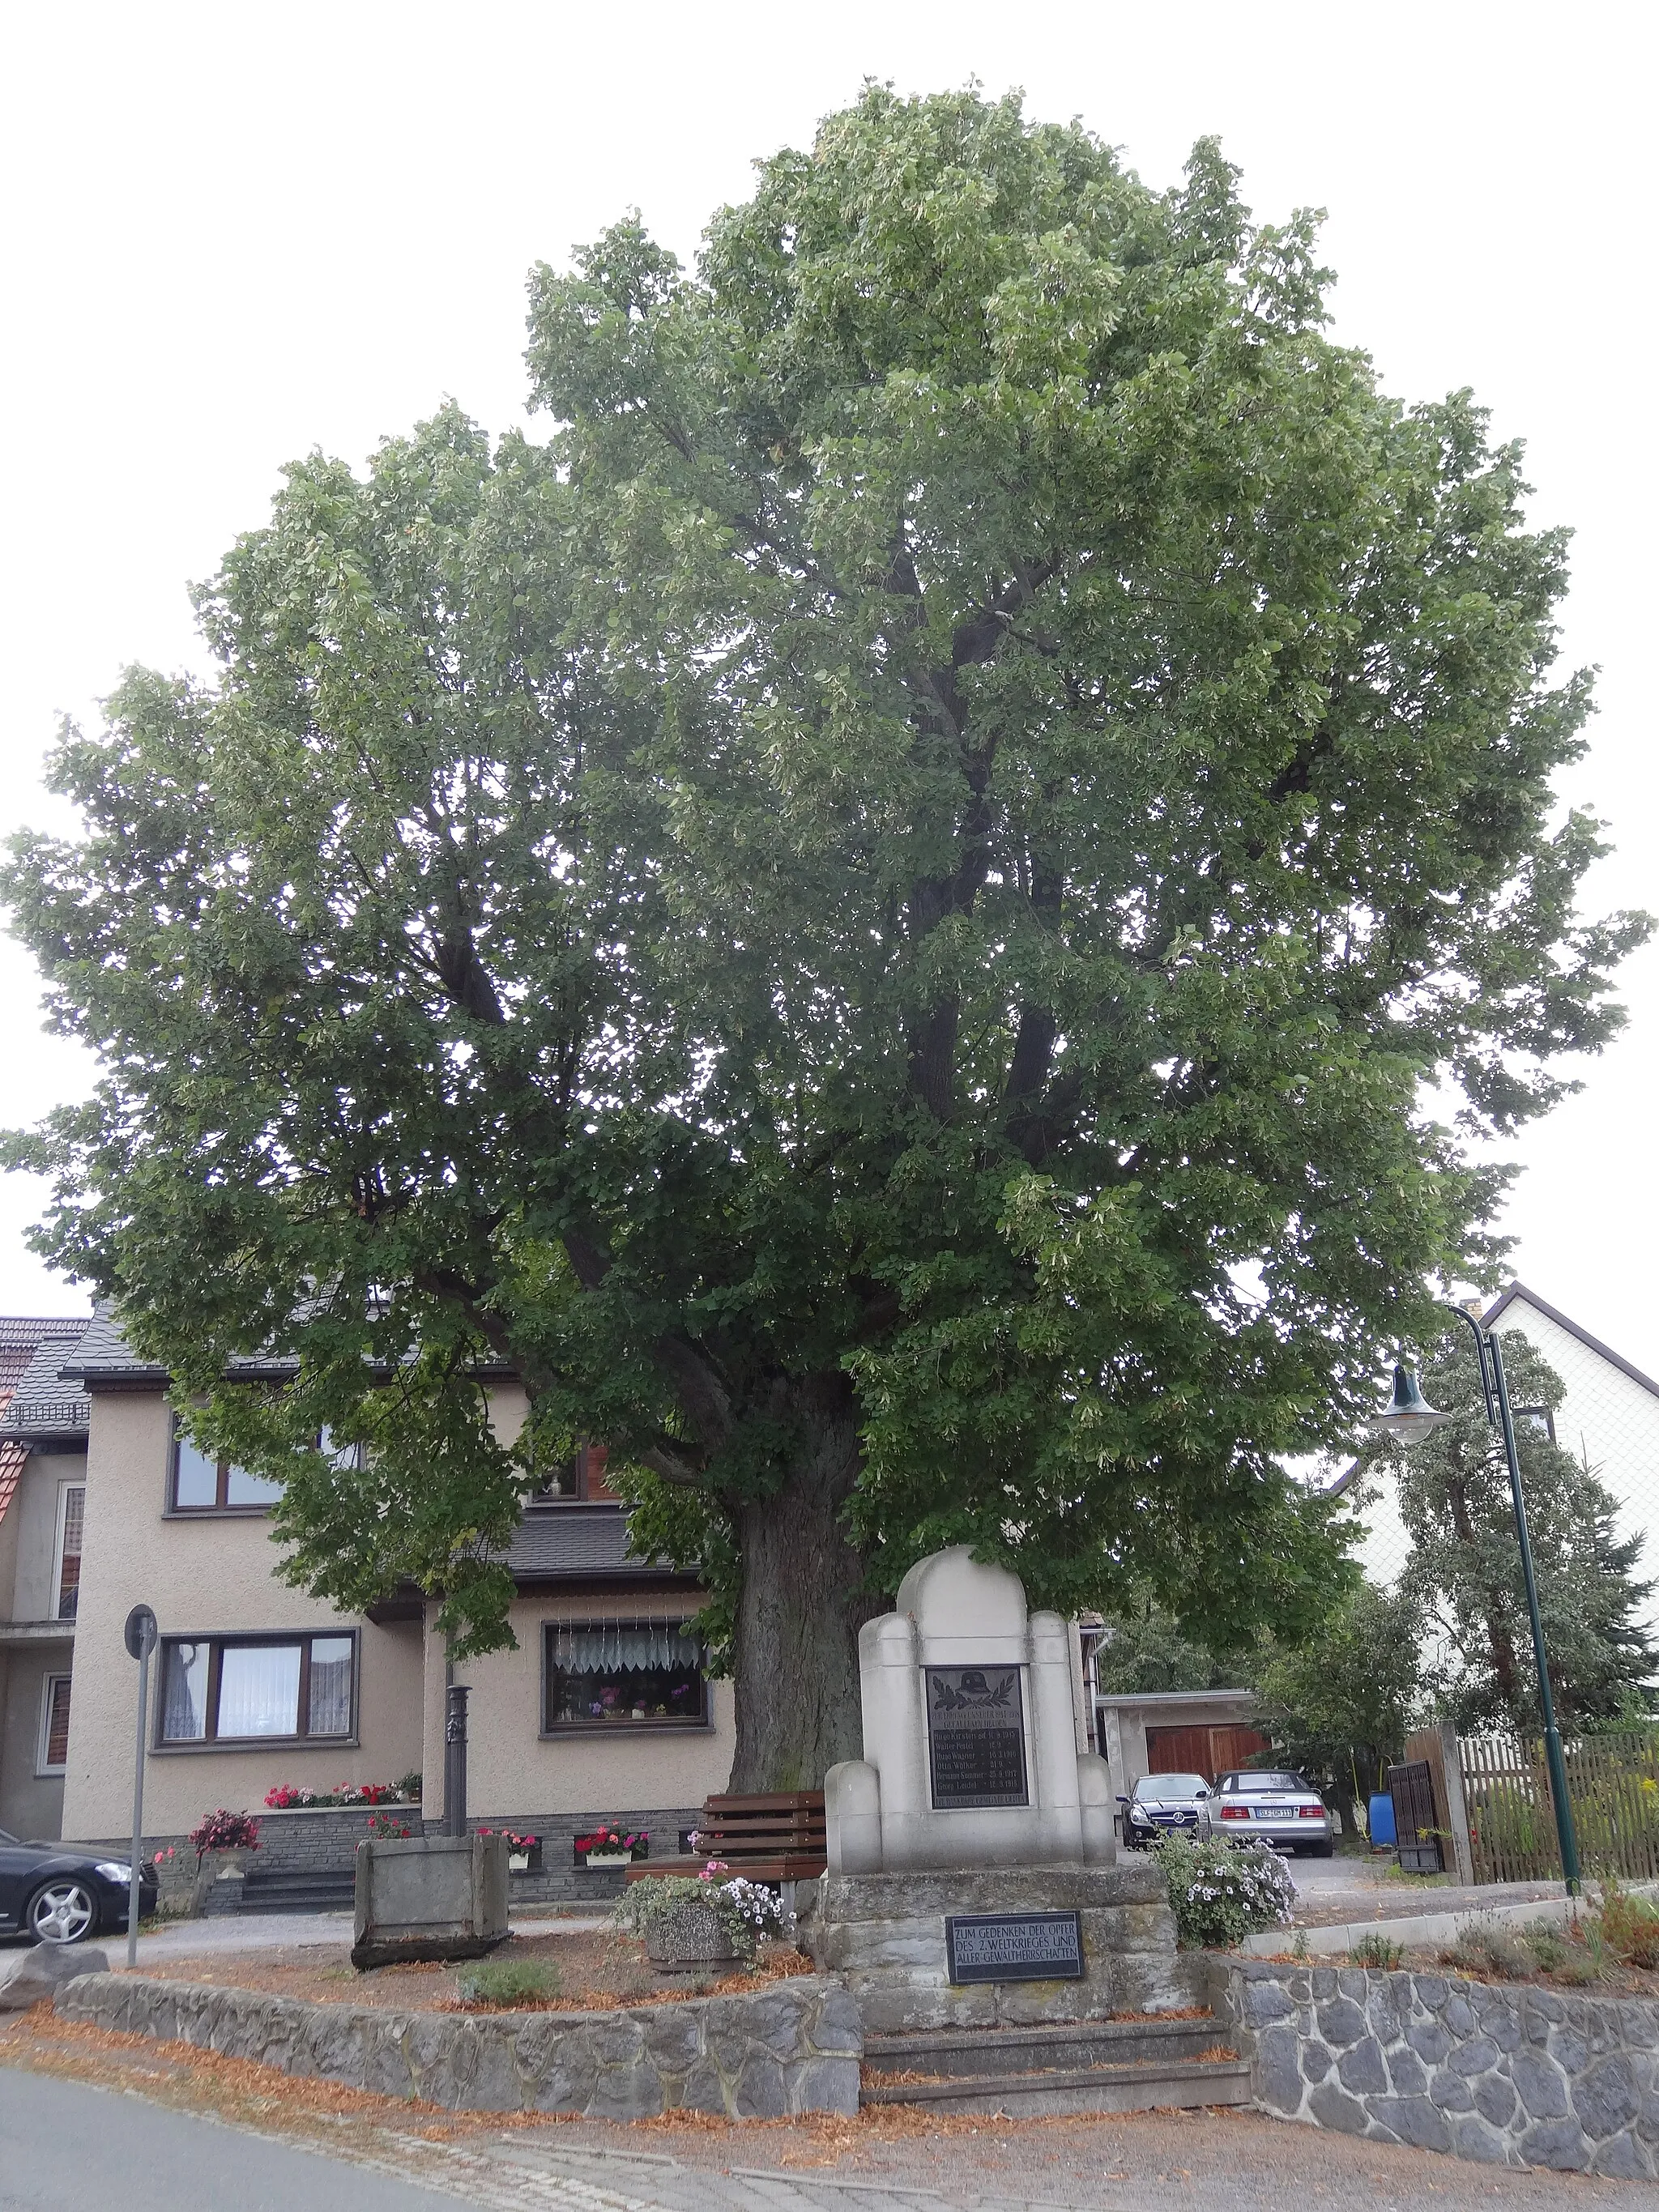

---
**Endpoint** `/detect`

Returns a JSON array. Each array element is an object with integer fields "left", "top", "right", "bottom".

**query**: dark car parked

[{"left": 0, "top": 1827, "right": 157, "bottom": 1943}]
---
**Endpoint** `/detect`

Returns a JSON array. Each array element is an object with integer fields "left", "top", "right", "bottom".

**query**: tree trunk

[{"left": 727, "top": 1380, "right": 882, "bottom": 1792}]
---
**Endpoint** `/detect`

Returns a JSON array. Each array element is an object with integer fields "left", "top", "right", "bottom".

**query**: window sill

[
  {"left": 34, "top": 1767, "right": 66, "bottom": 1780},
  {"left": 539, "top": 1720, "right": 712, "bottom": 1738},
  {"left": 162, "top": 1506, "right": 278, "bottom": 1520},
  {"left": 151, "top": 1737, "right": 360, "bottom": 1755}
]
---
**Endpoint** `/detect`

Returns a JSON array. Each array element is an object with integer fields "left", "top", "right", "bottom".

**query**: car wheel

[
  {"left": 1305, "top": 1842, "right": 1335, "bottom": 1858},
  {"left": 26, "top": 1879, "right": 98, "bottom": 1945}
]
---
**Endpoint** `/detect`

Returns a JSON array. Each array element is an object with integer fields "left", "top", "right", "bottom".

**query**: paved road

[
  {"left": 0, "top": 2068, "right": 467, "bottom": 2211},
  {"left": 8, "top": 2062, "right": 1659, "bottom": 2212}
]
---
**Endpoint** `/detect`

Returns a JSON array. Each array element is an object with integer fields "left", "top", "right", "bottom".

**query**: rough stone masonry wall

[
  {"left": 1209, "top": 1958, "right": 1659, "bottom": 2179},
  {"left": 57, "top": 1971, "right": 860, "bottom": 2120}
]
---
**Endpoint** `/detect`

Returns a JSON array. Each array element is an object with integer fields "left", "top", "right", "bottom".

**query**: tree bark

[{"left": 726, "top": 1378, "right": 882, "bottom": 1792}]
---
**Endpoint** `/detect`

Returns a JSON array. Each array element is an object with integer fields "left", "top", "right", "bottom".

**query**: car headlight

[
  {"left": 1128, "top": 1805, "right": 1151, "bottom": 1825},
  {"left": 94, "top": 1861, "right": 133, "bottom": 1884}
]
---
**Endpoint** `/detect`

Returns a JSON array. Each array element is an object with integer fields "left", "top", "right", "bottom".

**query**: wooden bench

[{"left": 625, "top": 1789, "right": 827, "bottom": 1887}]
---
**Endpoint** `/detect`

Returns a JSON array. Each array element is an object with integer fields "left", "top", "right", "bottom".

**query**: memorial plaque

[
  {"left": 945, "top": 1910, "right": 1085, "bottom": 1984},
  {"left": 925, "top": 1665, "right": 1029, "bottom": 1809}
]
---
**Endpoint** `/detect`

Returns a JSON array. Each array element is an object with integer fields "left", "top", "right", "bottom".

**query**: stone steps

[
  {"left": 240, "top": 1868, "right": 356, "bottom": 1914},
  {"left": 866, "top": 2014, "right": 1222, "bottom": 2074},
  {"left": 862, "top": 2014, "right": 1252, "bottom": 2117}
]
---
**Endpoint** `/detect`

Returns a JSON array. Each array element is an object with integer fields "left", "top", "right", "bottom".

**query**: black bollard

[{"left": 444, "top": 1682, "right": 470, "bottom": 1839}]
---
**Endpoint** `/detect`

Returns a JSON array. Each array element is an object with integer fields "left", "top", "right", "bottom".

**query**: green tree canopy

[
  {"left": 4, "top": 88, "right": 1646, "bottom": 1787},
  {"left": 1363, "top": 1330, "right": 1656, "bottom": 1733},
  {"left": 1250, "top": 1579, "right": 1427, "bottom": 1829}
]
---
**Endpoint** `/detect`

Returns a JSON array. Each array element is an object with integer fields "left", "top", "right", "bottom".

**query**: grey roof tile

[
  {"left": 503, "top": 1506, "right": 690, "bottom": 1581},
  {"left": 0, "top": 1326, "right": 94, "bottom": 1441}
]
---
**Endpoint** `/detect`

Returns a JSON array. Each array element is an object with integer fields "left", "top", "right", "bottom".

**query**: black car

[
  {"left": 0, "top": 1827, "right": 158, "bottom": 1943},
  {"left": 1118, "top": 1771, "right": 1215, "bottom": 1848}
]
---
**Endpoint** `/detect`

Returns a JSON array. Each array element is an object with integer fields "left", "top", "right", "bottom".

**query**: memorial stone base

[{"left": 801, "top": 1862, "right": 1196, "bottom": 2035}]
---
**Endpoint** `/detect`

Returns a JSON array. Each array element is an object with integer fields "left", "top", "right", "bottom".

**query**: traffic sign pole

[{"left": 124, "top": 1605, "right": 158, "bottom": 1969}]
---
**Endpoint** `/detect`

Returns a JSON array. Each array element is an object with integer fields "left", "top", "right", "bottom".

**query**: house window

[
  {"left": 169, "top": 1420, "right": 284, "bottom": 1512},
  {"left": 1515, "top": 1406, "right": 1557, "bottom": 1444},
  {"left": 38, "top": 1674, "right": 72, "bottom": 1774},
  {"left": 53, "top": 1483, "right": 84, "bottom": 1621},
  {"left": 157, "top": 1632, "right": 356, "bottom": 1744},
  {"left": 530, "top": 1443, "right": 619, "bottom": 1505},
  {"left": 544, "top": 1620, "right": 706, "bottom": 1730}
]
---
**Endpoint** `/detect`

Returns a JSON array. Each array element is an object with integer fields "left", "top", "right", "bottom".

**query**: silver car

[
  {"left": 1213, "top": 1768, "right": 1333, "bottom": 1855},
  {"left": 1119, "top": 1771, "right": 1215, "bottom": 1849}
]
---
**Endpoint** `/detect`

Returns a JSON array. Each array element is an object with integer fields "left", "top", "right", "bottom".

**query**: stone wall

[
  {"left": 1209, "top": 1958, "right": 1659, "bottom": 2179},
  {"left": 805, "top": 1862, "right": 1197, "bottom": 2034},
  {"left": 57, "top": 1970, "right": 860, "bottom": 2119}
]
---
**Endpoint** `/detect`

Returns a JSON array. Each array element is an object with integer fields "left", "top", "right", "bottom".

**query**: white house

[{"left": 1343, "top": 1283, "right": 1659, "bottom": 1635}]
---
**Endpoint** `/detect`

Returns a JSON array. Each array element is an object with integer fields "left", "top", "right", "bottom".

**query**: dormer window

[{"left": 530, "top": 1443, "right": 619, "bottom": 1505}]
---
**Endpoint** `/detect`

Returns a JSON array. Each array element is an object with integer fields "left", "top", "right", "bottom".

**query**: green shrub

[
  {"left": 1596, "top": 1880, "right": 1659, "bottom": 1969},
  {"left": 454, "top": 1955, "right": 561, "bottom": 2009},
  {"left": 1444, "top": 1917, "right": 1534, "bottom": 1980},
  {"left": 611, "top": 1873, "right": 791, "bottom": 1963},
  {"left": 1152, "top": 1835, "right": 1296, "bottom": 1950},
  {"left": 1348, "top": 1933, "right": 1404, "bottom": 1969}
]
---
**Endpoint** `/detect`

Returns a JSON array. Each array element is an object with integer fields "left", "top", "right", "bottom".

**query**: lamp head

[{"left": 1371, "top": 1363, "right": 1452, "bottom": 1447}]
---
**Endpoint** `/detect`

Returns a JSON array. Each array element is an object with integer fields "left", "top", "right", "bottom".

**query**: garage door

[{"left": 1145, "top": 1723, "right": 1271, "bottom": 1782}]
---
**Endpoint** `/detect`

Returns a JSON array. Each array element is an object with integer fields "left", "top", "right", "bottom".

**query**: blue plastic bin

[{"left": 1368, "top": 1790, "right": 1397, "bottom": 1848}]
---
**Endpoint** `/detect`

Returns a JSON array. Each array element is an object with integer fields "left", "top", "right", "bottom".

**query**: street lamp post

[{"left": 1373, "top": 1303, "right": 1582, "bottom": 1894}]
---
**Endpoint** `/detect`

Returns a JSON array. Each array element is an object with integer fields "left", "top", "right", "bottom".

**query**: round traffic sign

[{"left": 123, "top": 1604, "right": 158, "bottom": 1660}]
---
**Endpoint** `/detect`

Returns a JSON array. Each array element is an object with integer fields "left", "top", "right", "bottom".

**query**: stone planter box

[
  {"left": 585, "top": 1851, "right": 630, "bottom": 1869},
  {"left": 352, "top": 1833, "right": 508, "bottom": 1968},
  {"left": 58, "top": 1970, "right": 861, "bottom": 2117},
  {"left": 189, "top": 1850, "right": 249, "bottom": 1917},
  {"left": 644, "top": 1899, "right": 740, "bottom": 1973}
]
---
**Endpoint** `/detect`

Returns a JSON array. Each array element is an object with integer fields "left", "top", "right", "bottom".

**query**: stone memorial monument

[{"left": 806, "top": 1549, "right": 1189, "bottom": 2031}]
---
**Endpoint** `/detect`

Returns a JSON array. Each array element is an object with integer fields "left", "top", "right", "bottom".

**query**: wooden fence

[{"left": 1459, "top": 1730, "right": 1659, "bottom": 1885}]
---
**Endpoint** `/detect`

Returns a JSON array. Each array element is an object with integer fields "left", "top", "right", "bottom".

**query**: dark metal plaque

[
  {"left": 945, "top": 1910, "right": 1084, "bottom": 1984},
  {"left": 925, "top": 1665, "right": 1029, "bottom": 1809}
]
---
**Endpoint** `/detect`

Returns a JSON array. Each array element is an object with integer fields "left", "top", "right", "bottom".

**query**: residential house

[
  {"left": 1345, "top": 1283, "right": 1659, "bottom": 1617},
  {"left": 0, "top": 1315, "right": 93, "bottom": 1839},
  {"left": 0, "top": 1311, "right": 735, "bottom": 1877}
]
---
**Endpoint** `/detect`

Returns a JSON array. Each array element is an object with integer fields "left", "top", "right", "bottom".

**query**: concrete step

[
  {"left": 865, "top": 2014, "right": 1222, "bottom": 2077},
  {"left": 860, "top": 2054, "right": 1252, "bottom": 2118}
]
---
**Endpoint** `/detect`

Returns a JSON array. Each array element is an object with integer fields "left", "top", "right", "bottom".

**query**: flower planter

[
  {"left": 643, "top": 1898, "right": 740, "bottom": 1971},
  {"left": 585, "top": 1850, "right": 631, "bottom": 1869},
  {"left": 508, "top": 1852, "right": 531, "bottom": 1874}
]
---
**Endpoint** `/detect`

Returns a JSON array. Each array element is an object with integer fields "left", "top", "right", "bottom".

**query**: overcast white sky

[{"left": 1, "top": 2, "right": 1652, "bottom": 1363}]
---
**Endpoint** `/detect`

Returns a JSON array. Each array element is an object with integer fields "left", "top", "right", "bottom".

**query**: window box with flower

[
  {"left": 480, "top": 1828, "right": 542, "bottom": 1873},
  {"left": 574, "top": 1823, "right": 648, "bottom": 1869}
]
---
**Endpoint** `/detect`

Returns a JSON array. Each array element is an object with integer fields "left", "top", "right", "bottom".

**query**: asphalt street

[
  {"left": 7, "top": 2065, "right": 1659, "bottom": 2212},
  {"left": 0, "top": 2068, "right": 467, "bottom": 2212}
]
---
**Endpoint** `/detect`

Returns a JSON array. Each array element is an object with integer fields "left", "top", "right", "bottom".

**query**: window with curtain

[
  {"left": 169, "top": 1419, "right": 284, "bottom": 1511},
  {"left": 38, "top": 1674, "right": 71, "bottom": 1772},
  {"left": 544, "top": 1620, "right": 706, "bottom": 1730},
  {"left": 54, "top": 1484, "right": 83, "bottom": 1620},
  {"left": 157, "top": 1633, "right": 356, "bottom": 1743}
]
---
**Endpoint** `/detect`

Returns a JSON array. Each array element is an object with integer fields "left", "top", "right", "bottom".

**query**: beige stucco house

[{"left": 0, "top": 1312, "right": 733, "bottom": 1873}]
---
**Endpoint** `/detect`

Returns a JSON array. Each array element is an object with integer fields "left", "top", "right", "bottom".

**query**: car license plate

[{"left": 1255, "top": 1805, "right": 1288, "bottom": 1818}]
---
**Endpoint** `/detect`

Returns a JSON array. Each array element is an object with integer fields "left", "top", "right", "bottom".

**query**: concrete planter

[
  {"left": 644, "top": 1899, "right": 740, "bottom": 1972},
  {"left": 188, "top": 1850, "right": 249, "bottom": 1917},
  {"left": 585, "top": 1850, "right": 631, "bottom": 1869},
  {"left": 352, "top": 1832, "right": 508, "bottom": 1968}
]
